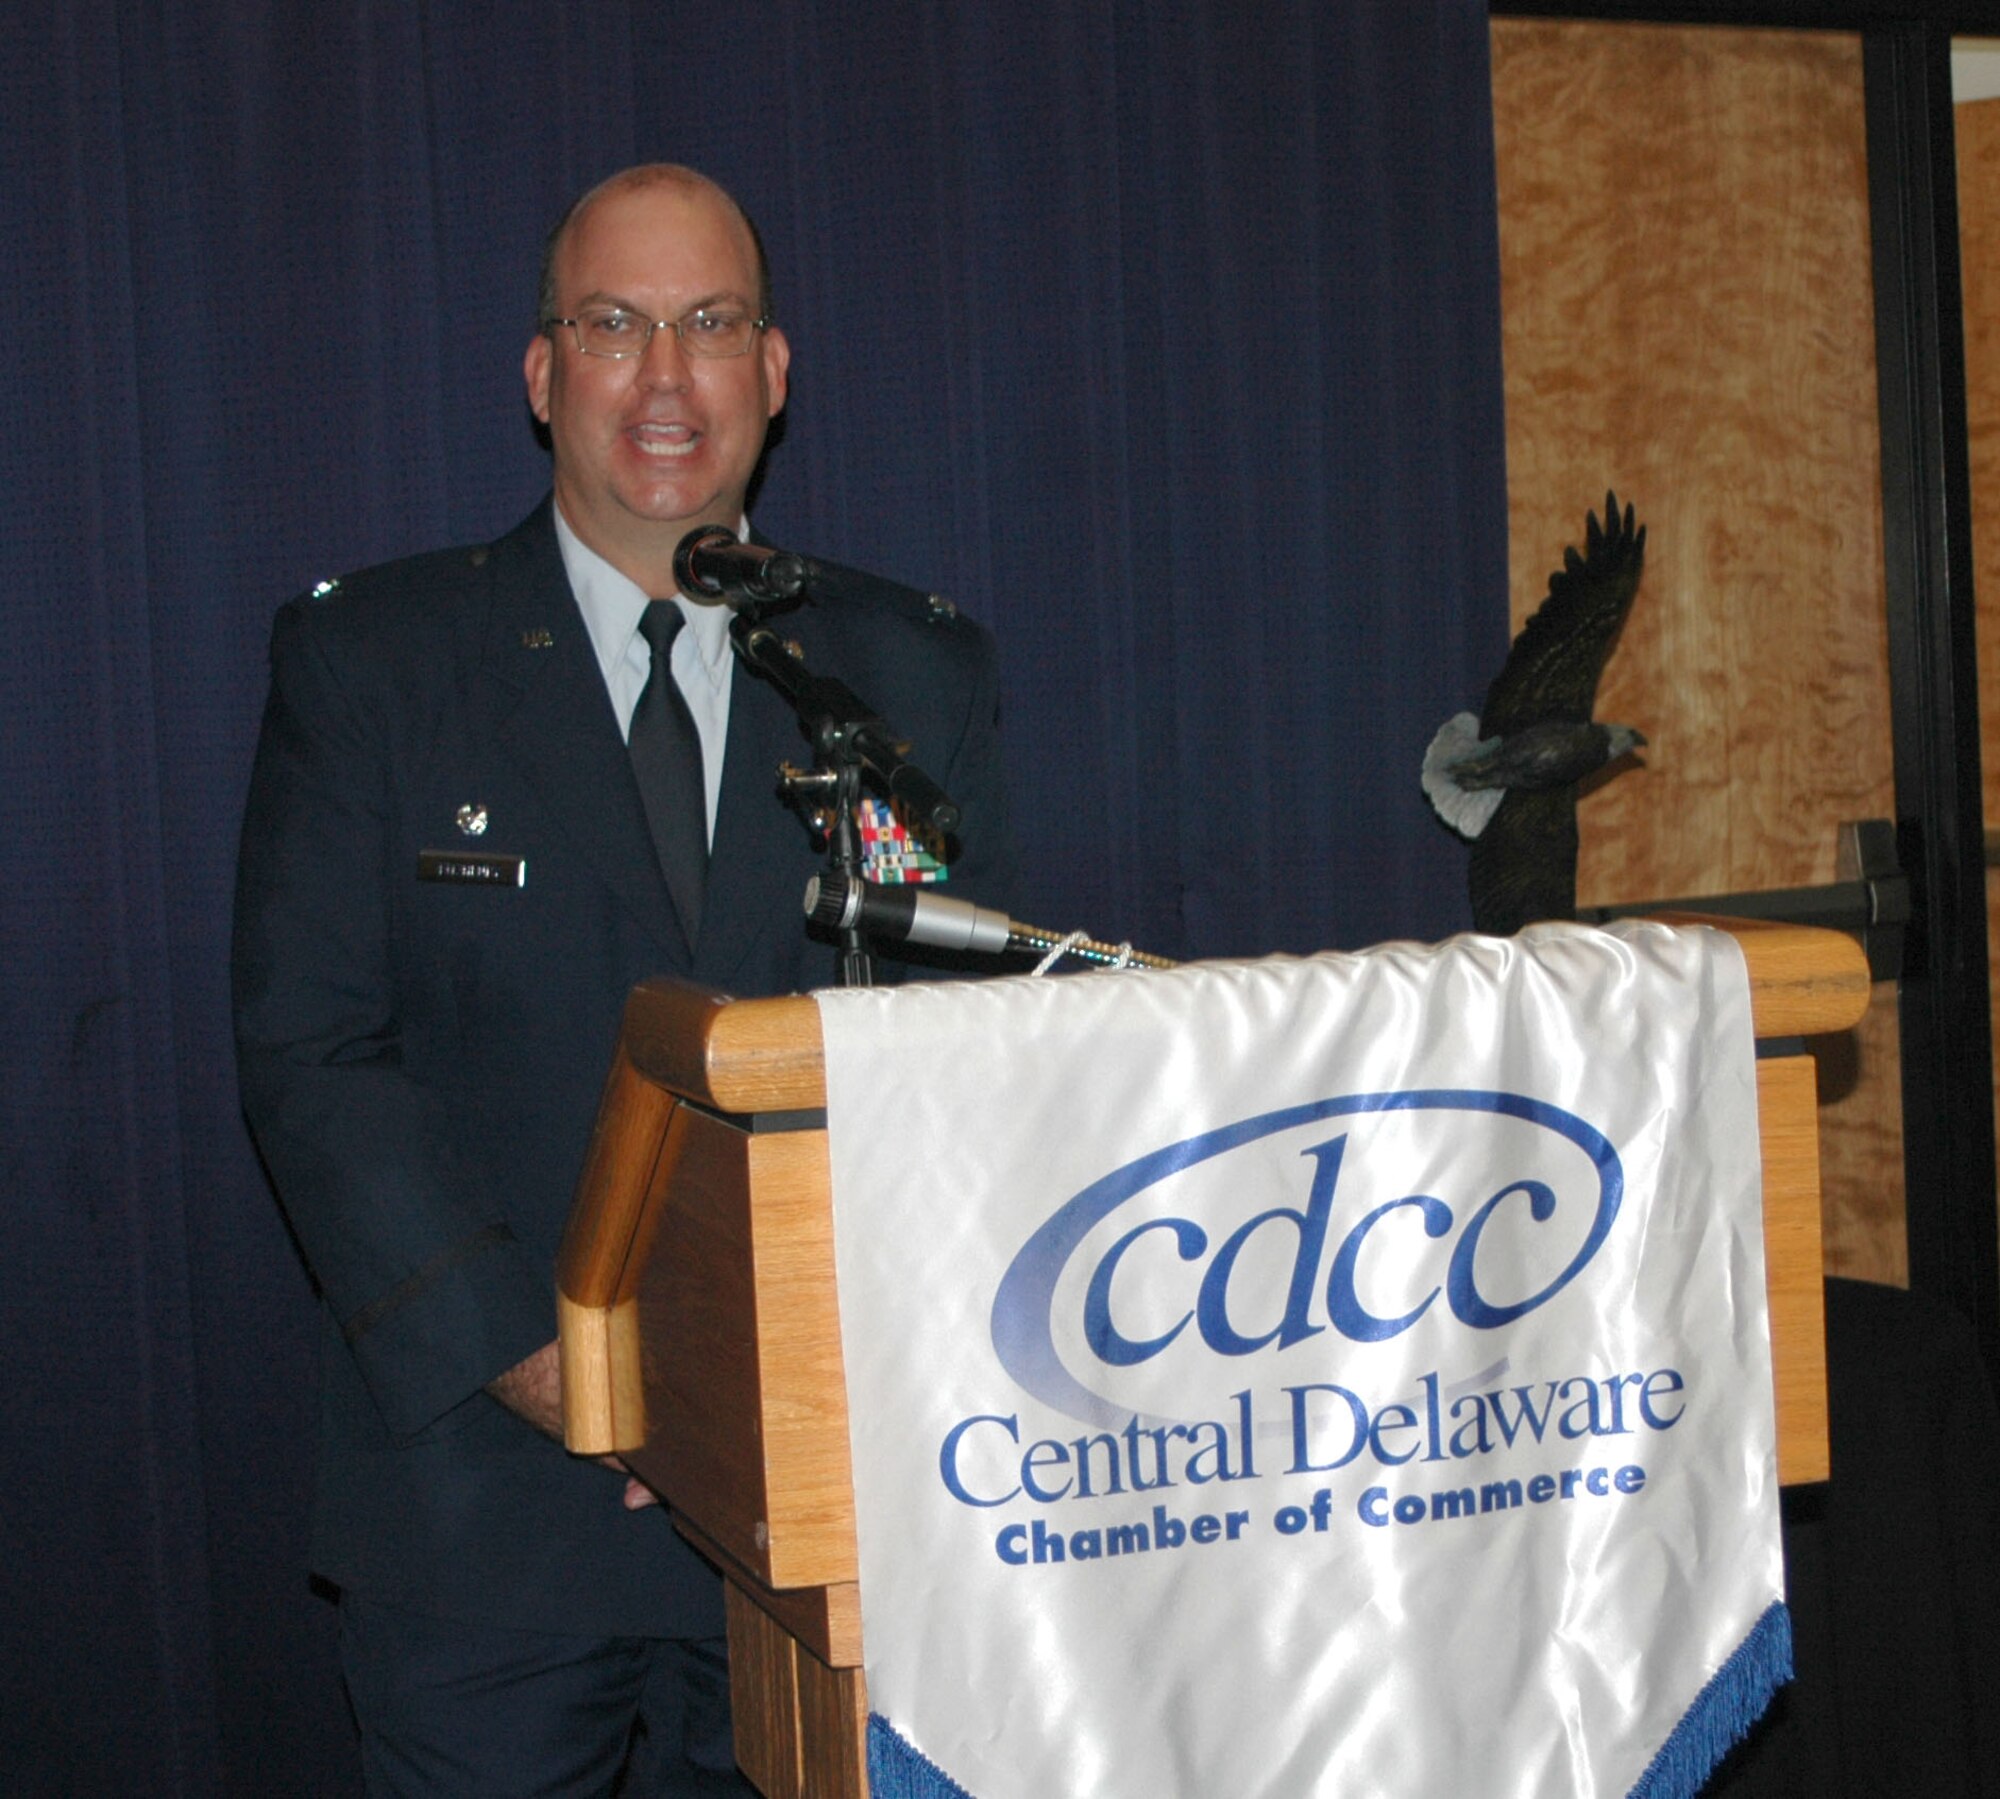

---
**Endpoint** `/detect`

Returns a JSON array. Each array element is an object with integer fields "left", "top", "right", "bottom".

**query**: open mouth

[{"left": 628, "top": 421, "right": 700, "bottom": 459}]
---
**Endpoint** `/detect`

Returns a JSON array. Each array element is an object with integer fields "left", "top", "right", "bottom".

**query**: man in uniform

[{"left": 233, "top": 164, "right": 1014, "bottom": 1793}]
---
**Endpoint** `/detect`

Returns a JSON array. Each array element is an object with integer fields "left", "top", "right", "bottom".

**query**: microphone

[
  {"left": 805, "top": 871, "right": 1180, "bottom": 969},
  {"left": 673, "top": 524, "right": 810, "bottom": 604},
  {"left": 805, "top": 871, "right": 1013, "bottom": 956}
]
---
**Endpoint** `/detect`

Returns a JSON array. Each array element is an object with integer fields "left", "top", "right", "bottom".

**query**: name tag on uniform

[{"left": 418, "top": 850, "right": 525, "bottom": 887}]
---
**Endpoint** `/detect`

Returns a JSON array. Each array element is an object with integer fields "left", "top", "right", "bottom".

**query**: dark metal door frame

[{"left": 1489, "top": 1, "right": 2000, "bottom": 1380}]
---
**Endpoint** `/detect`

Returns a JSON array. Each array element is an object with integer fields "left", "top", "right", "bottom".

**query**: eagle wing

[{"left": 1480, "top": 492, "right": 1646, "bottom": 738}]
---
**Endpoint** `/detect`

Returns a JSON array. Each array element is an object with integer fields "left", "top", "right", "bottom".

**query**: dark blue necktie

[{"left": 629, "top": 602, "right": 707, "bottom": 945}]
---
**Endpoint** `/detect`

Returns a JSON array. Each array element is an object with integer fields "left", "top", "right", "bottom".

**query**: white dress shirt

[{"left": 553, "top": 504, "right": 736, "bottom": 844}]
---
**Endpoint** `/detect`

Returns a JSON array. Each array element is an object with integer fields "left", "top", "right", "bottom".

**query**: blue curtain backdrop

[{"left": 1, "top": 2, "right": 1507, "bottom": 1789}]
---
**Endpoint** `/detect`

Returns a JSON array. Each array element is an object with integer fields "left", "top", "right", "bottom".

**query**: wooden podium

[{"left": 555, "top": 918, "right": 1871, "bottom": 1799}]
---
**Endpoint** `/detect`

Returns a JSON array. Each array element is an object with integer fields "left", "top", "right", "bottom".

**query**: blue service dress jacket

[{"left": 232, "top": 498, "right": 1016, "bottom": 1637}]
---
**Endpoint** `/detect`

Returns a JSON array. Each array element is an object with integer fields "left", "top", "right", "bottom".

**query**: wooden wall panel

[
  {"left": 1491, "top": 20, "right": 1905, "bottom": 1282},
  {"left": 1813, "top": 1002, "right": 1907, "bottom": 1284},
  {"left": 1959, "top": 96, "right": 2000, "bottom": 1255}
]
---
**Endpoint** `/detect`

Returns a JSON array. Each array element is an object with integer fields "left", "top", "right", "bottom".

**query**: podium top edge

[
  {"left": 1654, "top": 915, "right": 1871, "bottom": 1037},
  {"left": 622, "top": 979, "right": 828, "bottom": 1112},
  {"left": 614, "top": 921, "right": 1869, "bottom": 1110}
]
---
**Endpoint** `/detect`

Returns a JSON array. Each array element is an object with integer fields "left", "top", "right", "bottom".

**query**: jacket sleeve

[{"left": 231, "top": 596, "right": 553, "bottom": 1440}]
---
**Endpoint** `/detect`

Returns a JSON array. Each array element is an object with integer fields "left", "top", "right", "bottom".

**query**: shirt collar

[{"left": 553, "top": 502, "right": 740, "bottom": 684}]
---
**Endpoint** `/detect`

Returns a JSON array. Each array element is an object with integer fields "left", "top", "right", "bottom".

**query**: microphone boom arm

[
  {"left": 713, "top": 537, "right": 1163, "bottom": 980},
  {"left": 729, "top": 613, "right": 961, "bottom": 837}
]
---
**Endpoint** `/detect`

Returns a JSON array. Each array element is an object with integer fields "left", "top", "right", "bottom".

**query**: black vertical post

[{"left": 1863, "top": 22, "right": 2000, "bottom": 1379}]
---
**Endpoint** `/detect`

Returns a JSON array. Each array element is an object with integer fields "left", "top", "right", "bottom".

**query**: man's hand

[
  {"left": 487, "top": 1340, "right": 660, "bottom": 1509},
  {"left": 487, "top": 1338, "right": 567, "bottom": 1438}
]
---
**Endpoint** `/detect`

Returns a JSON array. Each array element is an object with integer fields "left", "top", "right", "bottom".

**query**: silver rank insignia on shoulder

[
  {"left": 455, "top": 803, "right": 489, "bottom": 836},
  {"left": 520, "top": 627, "right": 554, "bottom": 649},
  {"left": 311, "top": 578, "right": 339, "bottom": 597},
  {"left": 926, "top": 593, "right": 957, "bottom": 622}
]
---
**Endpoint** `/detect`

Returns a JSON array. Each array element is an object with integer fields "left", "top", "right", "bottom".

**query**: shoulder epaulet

[
  {"left": 298, "top": 537, "right": 497, "bottom": 606},
  {"left": 807, "top": 558, "right": 977, "bottom": 634},
  {"left": 867, "top": 584, "right": 964, "bottom": 628}
]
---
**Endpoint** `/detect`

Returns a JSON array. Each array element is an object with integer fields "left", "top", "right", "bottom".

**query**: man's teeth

[{"left": 631, "top": 424, "right": 698, "bottom": 458}]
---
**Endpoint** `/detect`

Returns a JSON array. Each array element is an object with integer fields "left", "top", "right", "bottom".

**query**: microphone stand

[
  {"left": 728, "top": 603, "right": 961, "bottom": 988},
  {"left": 772, "top": 758, "right": 873, "bottom": 985},
  {"left": 727, "top": 575, "right": 1172, "bottom": 984}
]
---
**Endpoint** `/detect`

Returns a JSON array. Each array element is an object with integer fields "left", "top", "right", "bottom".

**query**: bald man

[{"left": 234, "top": 166, "right": 1016, "bottom": 1794}]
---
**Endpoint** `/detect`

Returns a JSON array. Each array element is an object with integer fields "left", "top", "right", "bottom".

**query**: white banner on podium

[{"left": 816, "top": 923, "right": 1787, "bottom": 1799}]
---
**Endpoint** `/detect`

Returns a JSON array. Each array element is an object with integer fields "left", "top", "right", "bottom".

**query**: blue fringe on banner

[
  {"left": 870, "top": 1605, "right": 1789, "bottom": 1799},
  {"left": 868, "top": 1715, "right": 977, "bottom": 1799},
  {"left": 1629, "top": 1601, "right": 1793, "bottom": 1799}
]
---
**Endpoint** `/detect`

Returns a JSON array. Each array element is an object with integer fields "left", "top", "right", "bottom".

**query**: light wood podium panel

[{"left": 556, "top": 920, "right": 1868, "bottom": 1798}]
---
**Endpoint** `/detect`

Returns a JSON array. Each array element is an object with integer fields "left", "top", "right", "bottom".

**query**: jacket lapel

[{"left": 479, "top": 504, "right": 692, "bottom": 965}]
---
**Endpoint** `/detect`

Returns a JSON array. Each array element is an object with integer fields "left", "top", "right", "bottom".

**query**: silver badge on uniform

[{"left": 456, "top": 803, "right": 489, "bottom": 836}]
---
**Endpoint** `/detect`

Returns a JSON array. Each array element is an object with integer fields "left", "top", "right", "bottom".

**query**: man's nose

[{"left": 636, "top": 320, "right": 692, "bottom": 386}]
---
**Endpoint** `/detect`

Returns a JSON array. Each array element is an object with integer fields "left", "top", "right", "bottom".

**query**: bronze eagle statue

[{"left": 1422, "top": 493, "right": 1648, "bottom": 936}]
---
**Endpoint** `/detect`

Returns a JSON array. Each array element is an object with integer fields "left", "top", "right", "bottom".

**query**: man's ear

[
  {"left": 760, "top": 325, "right": 791, "bottom": 419},
  {"left": 524, "top": 332, "right": 552, "bottom": 424}
]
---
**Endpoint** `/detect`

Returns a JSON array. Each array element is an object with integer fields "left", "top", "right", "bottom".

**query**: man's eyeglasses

[{"left": 543, "top": 304, "right": 769, "bottom": 361}]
